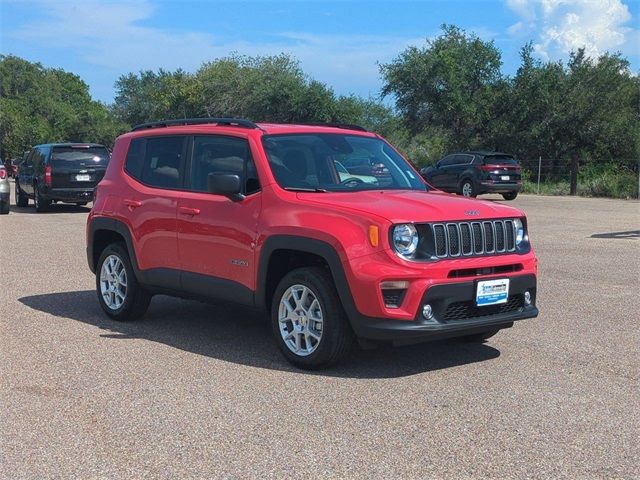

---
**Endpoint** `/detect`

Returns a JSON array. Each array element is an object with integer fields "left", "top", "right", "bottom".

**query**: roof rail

[
  {"left": 131, "top": 117, "right": 259, "bottom": 132},
  {"left": 302, "top": 123, "right": 368, "bottom": 132}
]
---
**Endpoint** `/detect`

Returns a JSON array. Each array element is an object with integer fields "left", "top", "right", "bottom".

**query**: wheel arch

[
  {"left": 88, "top": 217, "right": 140, "bottom": 276},
  {"left": 256, "top": 236, "right": 358, "bottom": 317}
]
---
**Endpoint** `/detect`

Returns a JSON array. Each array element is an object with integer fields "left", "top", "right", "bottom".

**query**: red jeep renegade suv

[{"left": 87, "top": 118, "right": 538, "bottom": 369}]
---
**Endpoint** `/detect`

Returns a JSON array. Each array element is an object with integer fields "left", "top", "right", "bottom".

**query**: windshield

[
  {"left": 51, "top": 146, "right": 110, "bottom": 167},
  {"left": 262, "top": 134, "right": 427, "bottom": 192}
]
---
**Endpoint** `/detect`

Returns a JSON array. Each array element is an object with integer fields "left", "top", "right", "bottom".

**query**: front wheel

[
  {"left": 96, "top": 243, "right": 151, "bottom": 321},
  {"left": 271, "top": 267, "right": 355, "bottom": 369},
  {"left": 502, "top": 191, "right": 518, "bottom": 200},
  {"left": 460, "top": 180, "right": 476, "bottom": 198}
]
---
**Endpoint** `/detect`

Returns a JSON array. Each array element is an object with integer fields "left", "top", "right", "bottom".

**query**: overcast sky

[{"left": 1, "top": 0, "right": 638, "bottom": 104}]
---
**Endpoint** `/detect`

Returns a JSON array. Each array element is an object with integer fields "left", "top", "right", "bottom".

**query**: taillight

[
  {"left": 0, "top": 169, "right": 6, "bottom": 179},
  {"left": 44, "top": 165, "right": 52, "bottom": 186},
  {"left": 479, "top": 165, "right": 496, "bottom": 172}
]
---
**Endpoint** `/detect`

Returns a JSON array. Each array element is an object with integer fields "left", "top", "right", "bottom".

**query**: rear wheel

[
  {"left": 502, "top": 191, "right": 518, "bottom": 200},
  {"left": 15, "top": 182, "right": 28, "bottom": 207},
  {"left": 460, "top": 180, "right": 476, "bottom": 198},
  {"left": 271, "top": 267, "right": 354, "bottom": 369},
  {"left": 0, "top": 200, "right": 9, "bottom": 214},
  {"left": 96, "top": 243, "right": 151, "bottom": 321},
  {"left": 457, "top": 328, "right": 500, "bottom": 343},
  {"left": 34, "top": 187, "right": 50, "bottom": 213}
]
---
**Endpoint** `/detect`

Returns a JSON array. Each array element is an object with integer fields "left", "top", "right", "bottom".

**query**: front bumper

[{"left": 349, "top": 274, "right": 537, "bottom": 344}]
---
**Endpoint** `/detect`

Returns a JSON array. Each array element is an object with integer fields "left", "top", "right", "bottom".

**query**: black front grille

[
  {"left": 495, "top": 222, "right": 505, "bottom": 251},
  {"left": 460, "top": 223, "right": 472, "bottom": 255},
  {"left": 447, "top": 224, "right": 460, "bottom": 255},
  {"left": 431, "top": 219, "right": 517, "bottom": 259},
  {"left": 434, "top": 224, "right": 447, "bottom": 256},
  {"left": 443, "top": 295, "right": 524, "bottom": 321}
]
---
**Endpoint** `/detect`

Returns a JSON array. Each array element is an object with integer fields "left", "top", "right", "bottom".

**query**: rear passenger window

[
  {"left": 140, "top": 136, "right": 185, "bottom": 189},
  {"left": 190, "top": 136, "right": 260, "bottom": 194}
]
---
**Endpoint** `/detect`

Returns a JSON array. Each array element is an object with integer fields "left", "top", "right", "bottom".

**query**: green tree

[
  {"left": 0, "top": 55, "right": 126, "bottom": 160},
  {"left": 381, "top": 25, "right": 503, "bottom": 148},
  {"left": 113, "top": 69, "right": 200, "bottom": 126}
]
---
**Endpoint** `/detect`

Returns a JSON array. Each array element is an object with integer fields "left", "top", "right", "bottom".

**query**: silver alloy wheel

[
  {"left": 100, "top": 254, "right": 128, "bottom": 310},
  {"left": 462, "top": 181, "right": 473, "bottom": 197},
  {"left": 278, "top": 284, "right": 323, "bottom": 356}
]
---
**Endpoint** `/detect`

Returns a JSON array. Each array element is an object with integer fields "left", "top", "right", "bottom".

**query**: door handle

[
  {"left": 123, "top": 199, "right": 142, "bottom": 209},
  {"left": 179, "top": 206, "right": 200, "bottom": 216}
]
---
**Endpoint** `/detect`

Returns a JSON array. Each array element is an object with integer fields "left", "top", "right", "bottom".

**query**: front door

[{"left": 177, "top": 135, "right": 262, "bottom": 303}]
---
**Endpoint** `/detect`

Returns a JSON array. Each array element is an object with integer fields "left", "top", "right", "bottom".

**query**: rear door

[
  {"left": 19, "top": 149, "right": 36, "bottom": 196},
  {"left": 121, "top": 136, "right": 186, "bottom": 285},
  {"left": 49, "top": 145, "right": 110, "bottom": 189},
  {"left": 447, "top": 154, "right": 474, "bottom": 188}
]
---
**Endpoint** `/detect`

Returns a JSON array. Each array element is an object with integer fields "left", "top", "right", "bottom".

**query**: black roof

[
  {"left": 33, "top": 143, "right": 107, "bottom": 148},
  {"left": 463, "top": 150, "right": 513, "bottom": 157}
]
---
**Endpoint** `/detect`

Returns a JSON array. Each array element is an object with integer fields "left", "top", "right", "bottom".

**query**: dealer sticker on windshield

[{"left": 476, "top": 278, "right": 510, "bottom": 306}]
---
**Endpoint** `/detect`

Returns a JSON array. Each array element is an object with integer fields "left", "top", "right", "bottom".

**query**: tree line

[{"left": 1, "top": 25, "right": 638, "bottom": 195}]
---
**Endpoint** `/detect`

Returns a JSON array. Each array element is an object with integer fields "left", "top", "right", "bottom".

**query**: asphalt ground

[{"left": 1, "top": 180, "right": 639, "bottom": 479}]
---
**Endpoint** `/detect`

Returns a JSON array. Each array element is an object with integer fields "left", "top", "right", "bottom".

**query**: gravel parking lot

[{"left": 1, "top": 181, "right": 638, "bottom": 479}]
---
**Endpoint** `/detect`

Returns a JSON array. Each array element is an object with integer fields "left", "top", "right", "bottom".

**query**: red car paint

[{"left": 88, "top": 122, "right": 537, "bottom": 344}]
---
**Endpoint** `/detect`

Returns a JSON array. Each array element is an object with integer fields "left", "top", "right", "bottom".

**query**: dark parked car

[
  {"left": 0, "top": 165, "right": 10, "bottom": 214},
  {"left": 15, "top": 143, "right": 110, "bottom": 212},
  {"left": 420, "top": 151, "right": 522, "bottom": 200}
]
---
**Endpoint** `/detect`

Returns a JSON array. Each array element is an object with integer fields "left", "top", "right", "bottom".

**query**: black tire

[
  {"left": 457, "top": 328, "right": 501, "bottom": 343},
  {"left": 271, "top": 267, "right": 355, "bottom": 369},
  {"left": 34, "top": 186, "right": 50, "bottom": 213},
  {"left": 96, "top": 243, "right": 151, "bottom": 321},
  {"left": 502, "top": 191, "right": 518, "bottom": 200},
  {"left": 15, "top": 182, "right": 28, "bottom": 207},
  {"left": 0, "top": 200, "right": 9, "bottom": 215},
  {"left": 460, "top": 179, "right": 476, "bottom": 198}
]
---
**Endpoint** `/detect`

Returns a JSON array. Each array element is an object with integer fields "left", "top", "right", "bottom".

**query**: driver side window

[{"left": 189, "top": 136, "right": 260, "bottom": 195}]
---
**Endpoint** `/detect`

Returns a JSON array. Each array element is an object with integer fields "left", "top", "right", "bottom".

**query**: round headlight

[
  {"left": 514, "top": 218, "right": 525, "bottom": 246},
  {"left": 393, "top": 224, "right": 419, "bottom": 257}
]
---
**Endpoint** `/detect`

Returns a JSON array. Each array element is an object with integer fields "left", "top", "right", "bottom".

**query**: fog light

[
  {"left": 422, "top": 304, "right": 434, "bottom": 320},
  {"left": 524, "top": 291, "right": 532, "bottom": 306}
]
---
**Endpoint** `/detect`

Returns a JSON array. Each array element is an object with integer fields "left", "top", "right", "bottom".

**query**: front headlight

[
  {"left": 514, "top": 218, "right": 526, "bottom": 246},
  {"left": 392, "top": 224, "right": 419, "bottom": 257}
]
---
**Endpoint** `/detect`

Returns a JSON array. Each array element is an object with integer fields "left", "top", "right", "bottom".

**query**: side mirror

[{"left": 207, "top": 173, "right": 244, "bottom": 201}]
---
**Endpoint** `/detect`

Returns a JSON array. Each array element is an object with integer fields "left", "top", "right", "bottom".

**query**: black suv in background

[
  {"left": 420, "top": 151, "right": 522, "bottom": 200},
  {"left": 15, "top": 143, "right": 110, "bottom": 212}
]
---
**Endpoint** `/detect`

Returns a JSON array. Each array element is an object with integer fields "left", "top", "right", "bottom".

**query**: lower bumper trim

[{"left": 349, "top": 274, "right": 538, "bottom": 344}]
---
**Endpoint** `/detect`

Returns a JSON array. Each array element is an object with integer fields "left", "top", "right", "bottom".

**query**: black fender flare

[
  {"left": 87, "top": 217, "right": 140, "bottom": 275},
  {"left": 255, "top": 235, "right": 359, "bottom": 319}
]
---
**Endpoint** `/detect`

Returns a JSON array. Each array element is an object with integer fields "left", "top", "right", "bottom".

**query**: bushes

[{"left": 522, "top": 164, "right": 639, "bottom": 199}]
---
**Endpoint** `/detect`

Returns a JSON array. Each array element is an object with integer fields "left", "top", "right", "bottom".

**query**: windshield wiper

[{"left": 283, "top": 187, "right": 328, "bottom": 193}]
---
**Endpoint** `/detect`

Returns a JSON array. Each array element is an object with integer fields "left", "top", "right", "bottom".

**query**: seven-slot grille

[{"left": 432, "top": 219, "right": 517, "bottom": 258}]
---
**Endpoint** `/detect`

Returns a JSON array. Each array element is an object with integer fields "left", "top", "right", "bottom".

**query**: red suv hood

[{"left": 297, "top": 190, "right": 524, "bottom": 223}]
